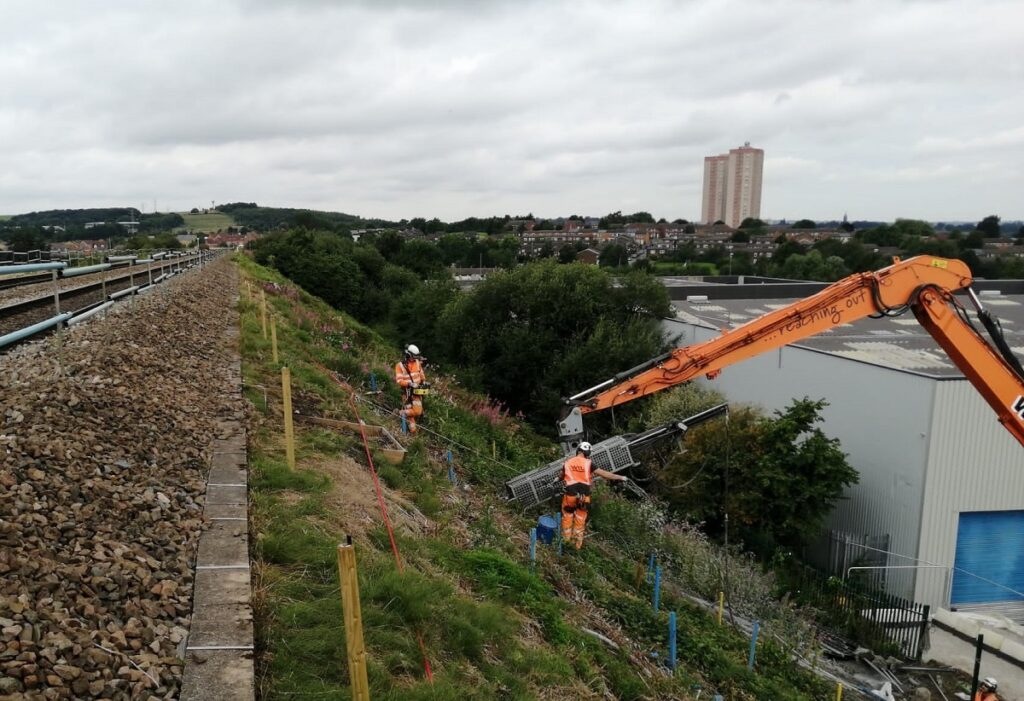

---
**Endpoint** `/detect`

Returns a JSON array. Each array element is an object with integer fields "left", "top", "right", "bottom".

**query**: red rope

[{"left": 316, "top": 362, "right": 434, "bottom": 682}]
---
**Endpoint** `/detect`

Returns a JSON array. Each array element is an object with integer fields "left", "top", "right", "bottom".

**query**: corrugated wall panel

[{"left": 916, "top": 381, "right": 1024, "bottom": 607}]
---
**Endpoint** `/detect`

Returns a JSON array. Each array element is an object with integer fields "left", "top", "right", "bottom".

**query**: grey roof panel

[{"left": 670, "top": 293, "right": 1024, "bottom": 378}]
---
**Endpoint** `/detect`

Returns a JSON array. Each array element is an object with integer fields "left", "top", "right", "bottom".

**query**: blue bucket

[{"left": 537, "top": 515, "right": 558, "bottom": 545}]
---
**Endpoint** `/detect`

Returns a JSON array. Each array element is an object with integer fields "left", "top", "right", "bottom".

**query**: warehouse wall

[
  {"left": 662, "top": 318, "right": 936, "bottom": 600},
  {"left": 916, "top": 380, "right": 1024, "bottom": 608}
]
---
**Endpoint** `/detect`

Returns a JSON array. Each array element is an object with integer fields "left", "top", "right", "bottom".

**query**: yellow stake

[
  {"left": 271, "top": 321, "right": 279, "bottom": 364},
  {"left": 717, "top": 591, "right": 725, "bottom": 625},
  {"left": 282, "top": 366, "right": 296, "bottom": 470},
  {"left": 337, "top": 542, "right": 371, "bottom": 701},
  {"left": 260, "top": 290, "right": 268, "bottom": 339},
  {"left": 836, "top": 682, "right": 843, "bottom": 700}
]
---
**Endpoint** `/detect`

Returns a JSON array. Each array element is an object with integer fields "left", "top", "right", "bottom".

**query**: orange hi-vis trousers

[
  {"left": 401, "top": 394, "right": 423, "bottom": 433},
  {"left": 561, "top": 491, "right": 592, "bottom": 550}
]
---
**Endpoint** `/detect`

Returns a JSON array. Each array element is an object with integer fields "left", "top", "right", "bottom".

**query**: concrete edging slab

[{"left": 180, "top": 424, "right": 254, "bottom": 701}]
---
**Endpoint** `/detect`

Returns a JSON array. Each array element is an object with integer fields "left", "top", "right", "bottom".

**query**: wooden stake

[
  {"left": 271, "top": 321, "right": 279, "bottom": 364},
  {"left": 282, "top": 366, "right": 295, "bottom": 470},
  {"left": 717, "top": 591, "right": 725, "bottom": 625},
  {"left": 260, "top": 290, "right": 268, "bottom": 339},
  {"left": 337, "top": 542, "right": 371, "bottom": 701}
]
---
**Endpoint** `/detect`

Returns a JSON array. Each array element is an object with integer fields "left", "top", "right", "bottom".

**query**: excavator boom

[{"left": 559, "top": 256, "right": 1024, "bottom": 452}]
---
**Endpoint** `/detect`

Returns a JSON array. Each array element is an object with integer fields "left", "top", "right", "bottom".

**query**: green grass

[
  {"left": 178, "top": 211, "right": 235, "bottom": 232},
  {"left": 0, "top": 215, "right": 11, "bottom": 221},
  {"left": 239, "top": 253, "right": 834, "bottom": 701}
]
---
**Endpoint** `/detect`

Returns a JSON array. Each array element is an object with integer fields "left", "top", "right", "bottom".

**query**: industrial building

[{"left": 660, "top": 277, "right": 1024, "bottom": 621}]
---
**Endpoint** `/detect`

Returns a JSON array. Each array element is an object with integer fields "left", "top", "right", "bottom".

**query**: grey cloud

[{"left": 0, "top": 0, "right": 1021, "bottom": 221}]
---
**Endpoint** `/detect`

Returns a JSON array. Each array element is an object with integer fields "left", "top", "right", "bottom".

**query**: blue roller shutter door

[{"left": 951, "top": 510, "right": 1024, "bottom": 605}]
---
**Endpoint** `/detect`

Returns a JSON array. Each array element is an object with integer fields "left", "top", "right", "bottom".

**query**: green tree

[
  {"left": 977, "top": 214, "right": 1001, "bottom": 237},
  {"left": 599, "top": 242, "right": 629, "bottom": 268},
  {"left": 558, "top": 244, "right": 578, "bottom": 264},
  {"left": 5, "top": 228, "right": 48, "bottom": 252},
  {"left": 650, "top": 389, "right": 858, "bottom": 555},
  {"left": 394, "top": 239, "right": 445, "bottom": 277},
  {"left": 739, "top": 217, "right": 766, "bottom": 230},
  {"left": 373, "top": 230, "right": 405, "bottom": 260},
  {"left": 730, "top": 230, "right": 750, "bottom": 243},
  {"left": 435, "top": 260, "right": 670, "bottom": 426},
  {"left": 792, "top": 219, "right": 817, "bottom": 229},
  {"left": 437, "top": 233, "right": 473, "bottom": 266}
]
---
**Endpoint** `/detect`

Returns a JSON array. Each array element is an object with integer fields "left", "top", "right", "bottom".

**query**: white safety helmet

[
  {"left": 405, "top": 344, "right": 420, "bottom": 357},
  {"left": 578, "top": 441, "right": 592, "bottom": 456},
  {"left": 981, "top": 677, "right": 997, "bottom": 691}
]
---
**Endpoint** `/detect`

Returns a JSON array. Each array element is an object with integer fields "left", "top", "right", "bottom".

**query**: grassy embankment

[
  {"left": 236, "top": 254, "right": 831, "bottom": 700},
  {"left": 179, "top": 211, "right": 235, "bottom": 232}
]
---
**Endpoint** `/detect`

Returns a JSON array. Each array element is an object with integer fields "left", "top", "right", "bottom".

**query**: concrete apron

[
  {"left": 924, "top": 608, "right": 1024, "bottom": 701},
  {"left": 180, "top": 364, "right": 255, "bottom": 700}
]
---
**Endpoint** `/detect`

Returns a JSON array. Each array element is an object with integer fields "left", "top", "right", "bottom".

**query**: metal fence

[{"left": 784, "top": 566, "right": 931, "bottom": 660}]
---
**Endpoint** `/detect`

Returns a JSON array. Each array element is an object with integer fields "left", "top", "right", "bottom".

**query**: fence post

[
  {"left": 369, "top": 371, "right": 378, "bottom": 392},
  {"left": 51, "top": 270, "right": 64, "bottom": 369},
  {"left": 282, "top": 366, "right": 296, "bottom": 470},
  {"left": 271, "top": 320, "right": 279, "bottom": 365},
  {"left": 717, "top": 591, "right": 725, "bottom": 625},
  {"left": 969, "top": 633, "right": 984, "bottom": 700},
  {"left": 835, "top": 682, "right": 843, "bottom": 700},
  {"left": 447, "top": 450, "right": 456, "bottom": 486},
  {"left": 916, "top": 604, "right": 930, "bottom": 661},
  {"left": 668, "top": 611, "right": 677, "bottom": 672},
  {"left": 747, "top": 620, "right": 760, "bottom": 670},
  {"left": 260, "top": 289, "right": 268, "bottom": 339},
  {"left": 337, "top": 539, "right": 370, "bottom": 701},
  {"left": 653, "top": 566, "right": 662, "bottom": 613},
  {"left": 529, "top": 528, "right": 537, "bottom": 567}
]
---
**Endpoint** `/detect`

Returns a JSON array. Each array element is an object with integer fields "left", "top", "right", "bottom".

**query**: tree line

[
  {"left": 252, "top": 227, "right": 672, "bottom": 427},
  {"left": 0, "top": 208, "right": 185, "bottom": 251}
]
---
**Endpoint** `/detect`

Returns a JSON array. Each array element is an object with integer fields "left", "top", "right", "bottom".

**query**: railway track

[
  {"left": 0, "top": 254, "right": 194, "bottom": 305},
  {"left": 0, "top": 254, "right": 208, "bottom": 349}
]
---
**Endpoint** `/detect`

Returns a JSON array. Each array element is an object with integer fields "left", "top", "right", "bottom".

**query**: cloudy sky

[{"left": 1, "top": 0, "right": 1021, "bottom": 223}]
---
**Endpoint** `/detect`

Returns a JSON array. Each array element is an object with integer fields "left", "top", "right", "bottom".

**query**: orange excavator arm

[{"left": 558, "top": 256, "right": 1024, "bottom": 451}]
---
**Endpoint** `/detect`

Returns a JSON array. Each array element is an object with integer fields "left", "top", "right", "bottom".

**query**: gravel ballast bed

[{"left": 0, "top": 258, "right": 242, "bottom": 699}]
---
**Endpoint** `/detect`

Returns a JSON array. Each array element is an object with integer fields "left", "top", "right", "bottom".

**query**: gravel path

[{"left": 0, "top": 258, "right": 243, "bottom": 699}]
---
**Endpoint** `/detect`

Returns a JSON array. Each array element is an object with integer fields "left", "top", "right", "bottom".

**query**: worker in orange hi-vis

[
  {"left": 561, "top": 442, "right": 629, "bottom": 550},
  {"left": 394, "top": 344, "right": 427, "bottom": 434},
  {"left": 973, "top": 678, "right": 999, "bottom": 701}
]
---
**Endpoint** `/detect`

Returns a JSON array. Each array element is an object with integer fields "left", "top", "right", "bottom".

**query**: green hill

[
  {"left": 179, "top": 211, "right": 236, "bottom": 232},
  {"left": 237, "top": 255, "right": 832, "bottom": 701}
]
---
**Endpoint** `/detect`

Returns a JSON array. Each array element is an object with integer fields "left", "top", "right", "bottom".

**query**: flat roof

[{"left": 669, "top": 293, "right": 1024, "bottom": 378}]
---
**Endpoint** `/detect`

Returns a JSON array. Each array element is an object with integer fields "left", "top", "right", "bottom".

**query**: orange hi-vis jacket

[
  {"left": 394, "top": 359, "right": 425, "bottom": 388},
  {"left": 563, "top": 455, "right": 593, "bottom": 487}
]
